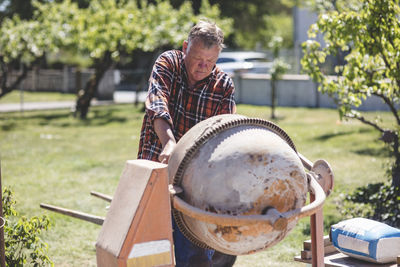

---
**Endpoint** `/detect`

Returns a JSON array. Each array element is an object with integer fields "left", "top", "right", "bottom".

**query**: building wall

[{"left": 293, "top": 7, "right": 323, "bottom": 48}]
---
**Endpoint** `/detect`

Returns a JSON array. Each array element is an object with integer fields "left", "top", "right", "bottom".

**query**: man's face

[{"left": 183, "top": 39, "right": 220, "bottom": 86}]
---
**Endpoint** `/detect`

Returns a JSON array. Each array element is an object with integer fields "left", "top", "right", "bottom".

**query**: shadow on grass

[
  {"left": 352, "top": 147, "right": 389, "bottom": 157},
  {"left": 314, "top": 131, "right": 350, "bottom": 141},
  {"left": 80, "top": 109, "right": 129, "bottom": 126},
  {"left": 269, "top": 115, "right": 286, "bottom": 123},
  {"left": 2, "top": 106, "right": 138, "bottom": 128},
  {"left": 314, "top": 128, "right": 374, "bottom": 142},
  {"left": 3, "top": 111, "right": 71, "bottom": 121},
  {"left": 1, "top": 121, "right": 17, "bottom": 131}
]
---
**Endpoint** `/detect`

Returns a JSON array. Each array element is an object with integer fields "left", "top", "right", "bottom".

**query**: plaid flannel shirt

[{"left": 137, "top": 50, "right": 236, "bottom": 162}]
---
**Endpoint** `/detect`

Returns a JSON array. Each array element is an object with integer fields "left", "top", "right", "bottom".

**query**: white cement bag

[{"left": 330, "top": 218, "right": 400, "bottom": 263}]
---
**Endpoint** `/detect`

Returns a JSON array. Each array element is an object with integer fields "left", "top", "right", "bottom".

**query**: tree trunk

[
  {"left": 270, "top": 80, "right": 277, "bottom": 119},
  {"left": 74, "top": 52, "right": 113, "bottom": 119},
  {"left": 0, "top": 61, "right": 28, "bottom": 98},
  {"left": 391, "top": 136, "right": 400, "bottom": 187},
  {"left": 0, "top": 161, "right": 6, "bottom": 267}
]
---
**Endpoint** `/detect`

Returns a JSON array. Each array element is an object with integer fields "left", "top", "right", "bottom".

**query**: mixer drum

[{"left": 168, "top": 114, "right": 308, "bottom": 255}]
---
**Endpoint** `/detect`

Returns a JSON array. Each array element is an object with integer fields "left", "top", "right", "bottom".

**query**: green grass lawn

[
  {"left": 0, "top": 91, "right": 76, "bottom": 103},
  {"left": 0, "top": 102, "right": 392, "bottom": 266}
]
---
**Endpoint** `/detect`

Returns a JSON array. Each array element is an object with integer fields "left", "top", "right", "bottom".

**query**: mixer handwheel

[{"left": 311, "top": 159, "right": 334, "bottom": 196}]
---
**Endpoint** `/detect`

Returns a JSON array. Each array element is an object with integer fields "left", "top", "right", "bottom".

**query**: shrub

[
  {"left": 2, "top": 187, "right": 53, "bottom": 266},
  {"left": 341, "top": 182, "right": 400, "bottom": 228}
]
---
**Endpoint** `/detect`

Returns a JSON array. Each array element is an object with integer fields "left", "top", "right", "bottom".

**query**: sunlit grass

[
  {"left": 0, "top": 102, "right": 392, "bottom": 266},
  {"left": 0, "top": 90, "right": 76, "bottom": 103}
]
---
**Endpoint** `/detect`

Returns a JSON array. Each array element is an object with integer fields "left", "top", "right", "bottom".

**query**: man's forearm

[
  {"left": 154, "top": 118, "right": 176, "bottom": 146},
  {"left": 154, "top": 118, "right": 176, "bottom": 163}
]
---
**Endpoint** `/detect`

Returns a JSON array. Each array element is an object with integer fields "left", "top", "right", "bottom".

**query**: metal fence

[
  {"left": 8, "top": 67, "right": 94, "bottom": 93},
  {"left": 6, "top": 67, "right": 149, "bottom": 100}
]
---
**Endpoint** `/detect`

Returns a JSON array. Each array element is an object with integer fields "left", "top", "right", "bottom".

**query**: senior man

[{"left": 137, "top": 19, "right": 236, "bottom": 266}]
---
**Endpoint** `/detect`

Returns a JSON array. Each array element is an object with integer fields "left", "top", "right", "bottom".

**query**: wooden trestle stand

[{"left": 96, "top": 160, "right": 174, "bottom": 267}]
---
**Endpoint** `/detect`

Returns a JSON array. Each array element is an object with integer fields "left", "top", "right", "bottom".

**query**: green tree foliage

[
  {"left": 0, "top": 0, "right": 232, "bottom": 118},
  {"left": 261, "top": 14, "right": 293, "bottom": 50},
  {"left": 198, "top": 0, "right": 233, "bottom": 39},
  {"left": 0, "top": 0, "right": 90, "bottom": 21},
  {"left": 35, "top": 0, "right": 144, "bottom": 118},
  {"left": 33, "top": 0, "right": 232, "bottom": 119},
  {"left": 3, "top": 187, "right": 52, "bottom": 266},
  {"left": 0, "top": 15, "right": 54, "bottom": 97},
  {"left": 301, "top": 0, "right": 400, "bottom": 225},
  {"left": 301, "top": 0, "right": 400, "bottom": 187},
  {"left": 170, "top": 0, "right": 292, "bottom": 49}
]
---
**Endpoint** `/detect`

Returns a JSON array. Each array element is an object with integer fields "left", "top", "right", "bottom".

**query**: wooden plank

[
  {"left": 323, "top": 253, "right": 398, "bottom": 267},
  {"left": 96, "top": 160, "right": 157, "bottom": 258},
  {"left": 126, "top": 240, "right": 172, "bottom": 267},
  {"left": 324, "top": 245, "right": 338, "bottom": 255},
  {"left": 295, "top": 252, "right": 398, "bottom": 267},
  {"left": 40, "top": 203, "right": 104, "bottom": 225},
  {"left": 118, "top": 161, "right": 173, "bottom": 265},
  {"left": 300, "top": 245, "right": 338, "bottom": 260},
  {"left": 304, "top": 235, "right": 331, "bottom": 250},
  {"left": 90, "top": 191, "right": 113, "bottom": 202},
  {"left": 310, "top": 194, "right": 324, "bottom": 267},
  {"left": 96, "top": 160, "right": 174, "bottom": 267},
  {"left": 301, "top": 250, "right": 311, "bottom": 260}
]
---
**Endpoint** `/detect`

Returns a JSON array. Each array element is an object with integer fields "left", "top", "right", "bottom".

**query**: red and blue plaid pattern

[{"left": 137, "top": 50, "right": 236, "bottom": 161}]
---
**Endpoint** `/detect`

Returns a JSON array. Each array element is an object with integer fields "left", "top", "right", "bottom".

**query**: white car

[{"left": 216, "top": 51, "right": 272, "bottom": 76}]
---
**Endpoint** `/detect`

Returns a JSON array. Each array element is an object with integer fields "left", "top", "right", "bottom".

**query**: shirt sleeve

[
  {"left": 218, "top": 75, "right": 236, "bottom": 115},
  {"left": 145, "top": 52, "right": 175, "bottom": 127}
]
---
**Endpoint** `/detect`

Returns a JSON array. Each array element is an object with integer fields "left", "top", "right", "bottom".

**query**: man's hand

[
  {"left": 159, "top": 139, "right": 176, "bottom": 164},
  {"left": 154, "top": 118, "right": 176, "bottom": 164}
]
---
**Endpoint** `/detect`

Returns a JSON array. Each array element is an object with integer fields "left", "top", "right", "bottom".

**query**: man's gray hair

[{"left": 187, "top": 19, "right": 225, "bottom": 50}]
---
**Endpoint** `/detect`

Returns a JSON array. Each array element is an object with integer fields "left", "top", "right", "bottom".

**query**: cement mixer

[{"left": 168, "top": 114, "right": 333, "bottom": 256}]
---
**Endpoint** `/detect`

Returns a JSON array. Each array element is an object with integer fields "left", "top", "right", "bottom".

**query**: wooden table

[{"left": 295, "top": 251, "right": 398, "bottom": 267}]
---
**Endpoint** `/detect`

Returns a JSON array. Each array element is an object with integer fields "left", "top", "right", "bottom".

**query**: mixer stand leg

[{"left": 310, "top": 193, "right": 325, "bottom": 267}]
